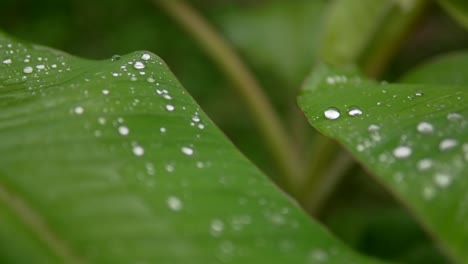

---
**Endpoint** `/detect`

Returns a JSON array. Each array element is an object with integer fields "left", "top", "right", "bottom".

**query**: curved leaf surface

[
  {"left": 0, "top": 33, "right": 381, "bottom": 263},
  {"left": 298, "top": 65, "right": 468, "bottom": 262}
]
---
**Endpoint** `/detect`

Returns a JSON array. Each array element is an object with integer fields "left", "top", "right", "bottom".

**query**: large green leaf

[
  {"left": 298, "top": 64, "right": 467, "bottom": 262},
  {"left": 0, "top": 33, "right": 381, "bottom": 263}
]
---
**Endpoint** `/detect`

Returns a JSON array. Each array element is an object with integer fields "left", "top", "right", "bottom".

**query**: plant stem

[{"left": 153, "top": 0, "right": 303, "bottom": 193}]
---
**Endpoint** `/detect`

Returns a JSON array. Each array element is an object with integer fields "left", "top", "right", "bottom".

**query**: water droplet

[
  {"left": 147, "top": 77, "right": 155, "bottom": 83},
  {"left": 167, "top": 196, "right": 183, "bottom": 211},
  {"left": 324, "top": 107, "right": 340, "bottom": 120},
  {"left": 74, "top": 106, "right": 84, "bottom": 115},
  {"left": 434, "top": 173, "right": 452, "bottom": 188},
  {"left": 348, "top": 106, "right": 363, "bottom": 116},
  {"left": 141, "top": 53, "right": 151, "bottom": 61},
  {"left": 416, "top": 121, "right": 434, "bottom": 134},
  {"left": 165, "top": 164, "right": 175, "bottom": 173},
  {"left": 192, "top": 116, "right": 200, "bottom": 123},
  {"left": 160, "top": 127, "right": 167, "bottom": 133},
  {"left": 132, "top": 145, "right": 145, "bottom": 156},
  {"left": 181, "top": 146, "right": 194, "bottom": 156},
  {"left": 439, "top": 139, "right": 458, "bottom": 151},
  {"left": 102, "top": 89, "right": 110, "bottom": 95},
  {"left": 447, "top": 112, "right": 463, "bottom": 121},
  {"left": 36, "top": 64, "right": 45, "bottom": 70},
  {"left": 415, "top": 91, "right": 423, "bottom": 97},
  {"left": 23, "top": 66, "right": 33, "bottom": 74},
  {"left": 368, "top": 124, "right": 380, "bottom": 132},
  {"left": 210, "top": 219, "right": 224, "bottom": 236},
  {"left": 3, "top": 59, "right": 12, "bottom": 64},
  {"left": 393, "top": 145, "right": 412, "bottom": 159},
  {"left": 166, "top": 105, "right": 175, "bottom": 112},
  {"left": 423, "top": 186, "right": 435, "bottom": 200},
  {"left": 417, "top": 159, "right": 433, "bottom": 171},
  {"left": 133, "top": 61, "right": 145, "bottom": 70},
  {"left": 118, "top": 126, "right": 129, "bottom": 136},
  {"left": 111, "top": 55, "right": 121, "bottom": 61},
  {"left": 309, "top": 249, "right": 328, "bottom": 262}
]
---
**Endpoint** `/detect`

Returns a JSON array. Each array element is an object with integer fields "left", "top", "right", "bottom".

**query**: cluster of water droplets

[{"left": 319, "top": 79, "right": 467, "bottom": 201}]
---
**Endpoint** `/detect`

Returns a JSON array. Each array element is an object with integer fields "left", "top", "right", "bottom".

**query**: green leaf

[
  {"left": 298, "top": 64, "right": 468, "bottom": 263},
  {"left": 320, "top": 0, "right": 425, "bottom": 76},
  {"left": 0, "top": 32, "right": 381, "bottom": 263},
  {"left": 402, "top": 51, "right": 468, "bottom": 85},
  {"left": 438, "top": 0, "right": 468, "bottom": 30}
]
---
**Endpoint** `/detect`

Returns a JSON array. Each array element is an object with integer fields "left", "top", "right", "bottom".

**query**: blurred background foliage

[{"left": 1, "top": 0, "right": 467, "bottom": 263}]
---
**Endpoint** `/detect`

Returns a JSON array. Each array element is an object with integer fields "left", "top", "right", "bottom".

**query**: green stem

[{"left": 153, "top": 0, "right": 303, "bottom": 193}]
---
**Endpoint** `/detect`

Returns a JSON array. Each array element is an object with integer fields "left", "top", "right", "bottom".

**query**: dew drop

[
  {"left": 36, "top": 64, "right": 45, "bottom": 70},
  {"left": 133, "top": 61, "right": 145, "bottom": 70},
  {"left": 160, "top": 127, "right": 167, "bottom": 133},
  {"left": 3, "top": 59, "right": 12, "bottom": 64},
  {"left": 181, "top": 146, "right": 194, "bottom": 156},
  {"left": 23, "top": 66, "right": 33, "bottom": 74},
  {"left": 166, "top": 105, "right": 175, "bottom": 112},
  {"left": 167, "top": 196, "right": 183, "bottom": 211},
  {"left": 111, "top": 54, "right": 121, "bottom": 61},
  {"left": 118, "top": 126, "right": 129, "bottom": 136},
  {"left": 447, "top": 112, "right": 463, "bottom": 121},
  {"left": 434, "top": 173, "right": 452, "bottom": 188},
  {"left": 102, "top": 89, "right": 110, "bottom": 95},
  {"left": 210, "top": 219, "right": 224, "bottom": 236},
  {"left": 393, "top": 145, "right": 412, "bottom": 159},
  {"left": 141, "top": 53, "right": 151, "bottom": 61},
  {"left": 132, "top": 145, "right": 145, "bottom": 156},
  {"left": 417, "top": 159, "right": 433, "bottom": 171},
  {"left": 416, "top": 121, "right": 434, "bottom": 134},
  {"left": 368, "top": 124, "right": 380, "bottom": 132},
  {"left": 324, "top": 107, "right": 340, "bottom": 120},
  {"left": 74, "top": 106, "right": 84, "bottom": 115},
  {"left": 348, "top": 106, "right": 363, "bottom": 116},
  {"left": 439, "top": 139, "right": 458, "bottom": 151}
]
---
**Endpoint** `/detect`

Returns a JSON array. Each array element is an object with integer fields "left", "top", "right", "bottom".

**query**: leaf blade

[{"left": 0, "top": 32, "right": 381, "bottom": 263}]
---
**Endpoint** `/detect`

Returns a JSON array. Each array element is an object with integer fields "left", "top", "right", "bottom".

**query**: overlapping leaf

[
  {"left": 298, "top": 64, "right": 468, "bottom": 262},
  {"left": 0, "top": 33, "right": 382, "bottom": 263}
]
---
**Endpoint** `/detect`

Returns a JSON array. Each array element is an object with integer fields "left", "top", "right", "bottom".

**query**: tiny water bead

[
  {"left": 416, "top": 121, "right": 434, "bottom": 134},
  {"left": 23, "top": 66, "right": 33, "bottom": 74},
  {"left": 141, "top": 53, "right": 151, "bottom": 61},
  {"left": 348, "top": 106, "right": 363, "bottom": 117},
  {"left": 368, "top": 124, "right": 380, "bottom": 132},
  {"left": 118, "top": 126, "right": 129, "bottom": 136},
  {"left": 439, "top": 138, "right": 458, "bottom": 151},
  {"left": 393, "top": 145, "right": 412, "bottom": 159},
  {"left": 102, "top": 89, "right": 110, "bottom": 95},
  {"left": 447, "top": 112, "right": 463, "bottom": 121},
  {"left": 133, "top": 61, "right": 145, "bottom": 70},
  {"left": 417, "top": 159, "right": 433, "bottom": 171},
  {"left": 132, "top": 145, "right": 145, "bottom": 157},
  {"left": 74, "top": 106, "right": 84, "bottom": 115},
  {"left": 165, "top": 104, "right": 175, "bottom": 112},
  {"left": 3, "top": 59, "right": 12, "bottom": 64},
  {"left": 434, "top": 173, "right": 452, "bottom": 188},
  {"left": 167, "top": 196, "right": 183, "bottom": 211},
  {"left": 324, "top": 107, "right": 340, "bottom": 120},
  {"left": 181, "top": 146, "right": 194, "bottom": 156},
  {"left": 210, "top": 219, "right": 225, "bottom": 236},
  {"left": 111, "top": 54, "right": 121, "bottom": 61}
]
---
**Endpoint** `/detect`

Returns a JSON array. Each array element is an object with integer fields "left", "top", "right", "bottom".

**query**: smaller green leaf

[
  {"left": 402, "top": 51, "right": 468, "bottom": 85},
  {"left": 438, "top": 0, "right": 468, "bottom": 30},
  {"left": 298, "top": 64, "right": 468, "bottom": 263}
]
